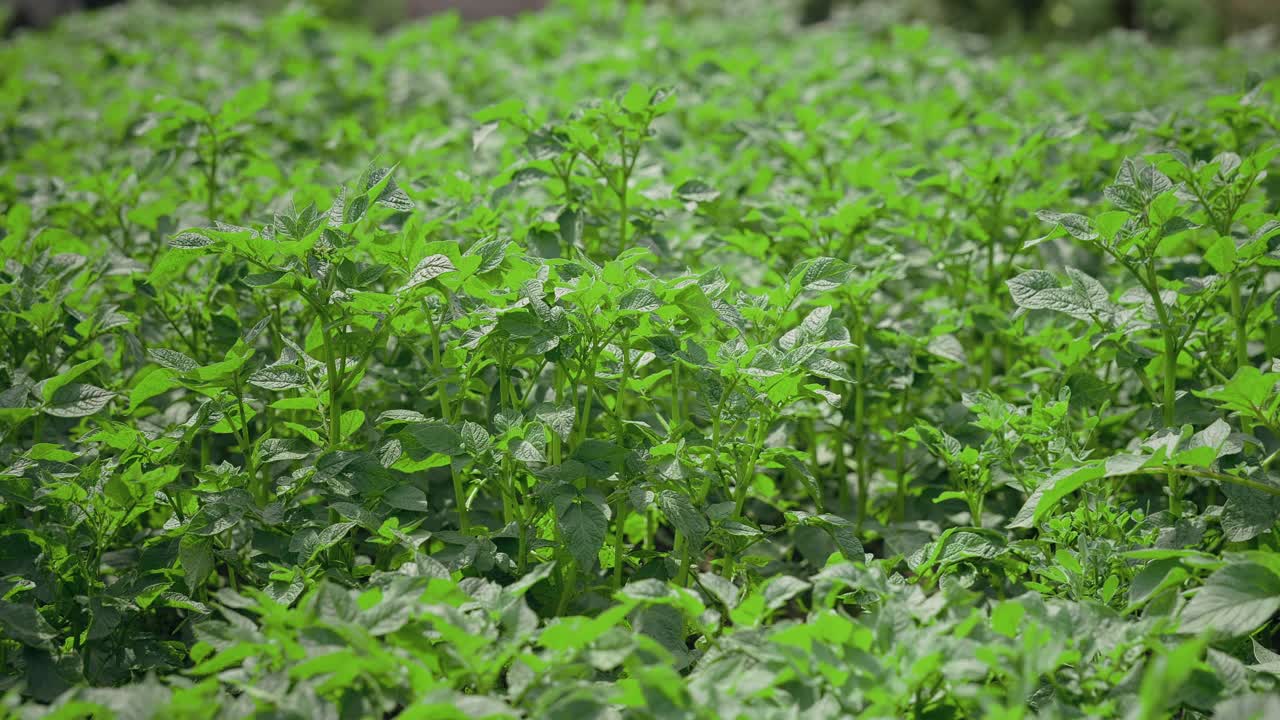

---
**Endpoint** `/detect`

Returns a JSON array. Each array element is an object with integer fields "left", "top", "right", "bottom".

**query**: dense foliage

[{"left": 2, "top": 1, "right": 1280, "bottom": 717}]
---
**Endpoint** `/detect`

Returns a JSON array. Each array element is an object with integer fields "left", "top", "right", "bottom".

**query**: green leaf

[
  {"left": 657, "top": 490, "right": 708, "bottom": 542},
  {"left": 401, "top": 422, "right": 463, "bottom": 456},
  {"left": 618, "top": 288, "right": 661, "bottom": 313},
  {"left": 674, "top": 180, "right": 720, "bottom": 203},
  {"left": 1007, "top": 268, "right": 1113, "bottom": 323},
  {"left": 148, "top": 348, "right": 199, "bottom": 374},
  {"left": 1036, "top": 210, "right": 1098, "bottom": 242},
  {"left": 0, "top": 601, "right": 58, "bottom": 647},
  {"left": 382, "top": 485, "right": 429, "bottom": 512},
  {"left": 340, "top": 409, "right": 365, "bottom": 440},
  {"left": 809, "top": 513, "right": 864, "bottom": 562},
  {"left": 169, "top": 231, "right": 219, "bottom": 250},
  {"left": 1205, "top": 235, "right": 1237, "bottom": 274},
  {"left": 42, "top": 383, "right": 114, "bottom": 418},
  {"left": 673, "top": 285, "right": 716, "bottom": 330},
  {"left": 39, "top": 359, "right": 101, "bottom": 403},
  {"left": 1007, "top": 464, "right": 1106, "bottom": 529},
  {"left": 798, "top": 257, "right": 854, "bottom": 292},
  {"left": 1221, "top": 481, "right": 1280, "bottom": 542},
  {"left": 179, "top": 535, "right": 214, "bottom": 593},
  {"left": 557, "top": 493, "right": 609, "bottom": 570},
  {"left": 258, "top": 438, "right": 312, "bottom": 464},
  {"left": 404, "top": 255, "right": 456, "bottom": 289},
  {"left": 534, "top": 403, "right": 575, "bottom": 441},
  {"left": 1180, "top": 562, "right": 1280, "bottom": 637},
  {"left": 763, "top": 575, "right": 810, "bottom": 612},
  {"left": 1195, "top": 367, "right": 1280, "bottom": 417},
  {"left": 129, "top": 367, "right": 179, "bottom": 409},
  {"left": 248, "top": 365, "right": 308, "bottom": 391}
]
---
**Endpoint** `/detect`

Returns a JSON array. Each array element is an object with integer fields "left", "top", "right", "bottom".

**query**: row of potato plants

[{"left": 1, "top": 1, "right": 1279, "bottom": 717}]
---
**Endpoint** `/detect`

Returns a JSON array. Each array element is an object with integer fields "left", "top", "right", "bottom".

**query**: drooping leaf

[{"left": 1180, "top": 562, "right": 1280, "bottom": 637}]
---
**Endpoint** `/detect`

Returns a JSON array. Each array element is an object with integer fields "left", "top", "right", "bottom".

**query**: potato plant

[{"left": 1, "top": 1, "right": 1279, "bottom": 718}]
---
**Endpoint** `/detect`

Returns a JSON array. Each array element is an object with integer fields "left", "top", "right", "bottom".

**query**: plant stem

[
  {"left": 513, "top": 469, "right": 533, "bottom": 573},
  {"left": 671, "top": 361, "right": 682, "bottom": 430},
  {"left": 895, "top": 384, "right": 911, "bottom": 521},
  {"left": 852, "top": 310, "right": 868, "bottom": 529},
  {"left": 732, "top": 419, "right": 767, "bottom": 521},
  {"left": 673, "top": 531, "right": 689, "bottom": 586},
  {"left": 612, "top": 504, "right": 627, "bottom": 590},
  {"left": 205, "top": 126, "right": 219, "bottom": 222},
  {"left": 321, "top": 316, "right": 343, "bottom": 448},
  {"left": 1230, "top": 278, "right": 1249, "bottom": 372},
  {"left": 557, "top": 561, "right": 578, "bottom": 614},
  {"left": 1146, "top": 264, "right": 1181, "bottom": 516}
]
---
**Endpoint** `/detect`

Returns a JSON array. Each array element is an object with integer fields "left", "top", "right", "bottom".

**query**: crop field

[{"left": 1, "top": 1, "right": 1279, "bottom": 717}]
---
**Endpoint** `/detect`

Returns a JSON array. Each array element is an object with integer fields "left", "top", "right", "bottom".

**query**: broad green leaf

[
  {"left": 404, "top": 255, "right": 456, "bottom": 289},
  {"left": 557, "top": 495, "right": 609, "bottom": 570},
  {"left": 39, "top": 359, "right": 101, "bottom": 402},
  {"left": 1180, "top": 562, "right": 1280, "bottom": 637},
  {"left": 43, "top": 383, "right": 114, "bottom": 418},
  {"left": 1007, "top": 464, "right": 1106, "bottom": 529},
  {"left": 179, "top": 535, "right": 214, "bottom": 593},
  {"left": 657, "top": 490, "right": 708, "bottom": 543},
  {"left": 798, "top": 257, "right": 853, "bottom": 292},
  {"left": 148, "top": 348, "right": 199, "bottom": 374},
  {"left": 248, "top": 365, "right": 308, "bottom": 391}
]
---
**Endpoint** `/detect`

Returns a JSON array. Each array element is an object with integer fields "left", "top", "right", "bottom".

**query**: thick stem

[
  {"left": 557, "top": 561, "right": 578, "bottom": 615},
  {"left": 612, "top": 505, "right": 627, "bottom": 590},
  {"left": 967, "top": 473, "right": 984, "bottom": 530},
  {"left": 618, "top": 171, "right": 629, "bottom": 249},
  {"left": 895, "top": 385, "right": 911, "bottom": 521},
  {"left": 1145, "top": 263, "right": 1181, "bottom": 516},
  {"left": 852, "top": 311, "right": 868, "bottom": 530},
  {"left": 205, "top": 128, "right": 219, "bottom": 222},
  {"left": 673, "top": 531, "right": 689, "bottom": 587},
  {"left": 732, "top": 419, "right": 767, "bottom": 521},
  {"left": 322, "top": 318, "right": 343, "bottom": 448},
  {"left": 670, "top": 361, "right": 683, "bottom": 433},
  {"left": 515, "top": 473, "right": 532, "bottom": 573},
  {"left": 1230, "top": 278, "right": 1249, "bottom": 373},
  {"left": 231, "top": 374, "right": 260, "bottom": 501},
  {"left": 452, "top": 463, "right": 471, "bottom": 534}
]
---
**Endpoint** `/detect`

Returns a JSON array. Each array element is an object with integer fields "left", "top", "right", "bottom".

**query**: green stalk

[
  {"left": 424, "top": 297, "right": 469, "bottom": 532},
  {"left": 618, "top": 169, "right": 629, "bottom": 248},
  {"left": 500, "top": 457, "right": 515, "bottom": 526},
  {"left": 517, "top": 482, "right": 531, "bottom": 574},
  {"left": 852, "top": 310, "right": 869, "bottom": 530},
  {"left": 612, "top": 330, "right": 633, "bottom": 590},
  {"left": 322, "top": 318, "right": 343, "bottom": 449},
  {"left": 231, "top": 373, "right": 260, "bottom": 501},
  {"left": 966, "top": 470, "right": 984, "bottom": 529},
  {"left": 1230, "top": 278, "right": 1249, "bottom": 372},
  {"left": 616, "top": 329, "right": 631, "bottom": 439},
  {"left": 833, "top": 392, "right": 849, "bottom": 512},
  {"left": 498, "top": 344, "right": 517, "bottom": 524},
  {"left": 452, "top": 466, "right": 471, "bottom": 534},
  {"left": 612, "top": 505, "right": 627, "bottom": 590},
  {"left": 732, "top": 419, "right": 767, "bottom": 521},
  {"left": 671, "top": 361, "right": 682, "bottom": 430},
  {"left": 204, "top": 123, "right": 219, "bottom": 222},
  {"left": 895, "top": 384, "right": 911, "bottom": 521},
  {"left": 673, "top": 531, "right": 689, "bottom": 587},
  {"left": 1144, "top": 263, "right": 1181, "bottom": 516},
  {"left": 557, "top": 561, "right": 578, "bottom": 615}
]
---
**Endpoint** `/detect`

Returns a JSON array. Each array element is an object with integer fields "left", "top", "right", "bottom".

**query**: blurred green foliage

[
  {"left": 4, "top": 0, "right": 1276, "bottom": 42},
  {"left": 811, "top": 0, "right": 1273, "bottom": 44}
]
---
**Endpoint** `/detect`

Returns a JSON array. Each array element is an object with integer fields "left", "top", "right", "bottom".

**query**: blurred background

[{"left": 3, "top": 0, "right": 1278, "bottom": 42}]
